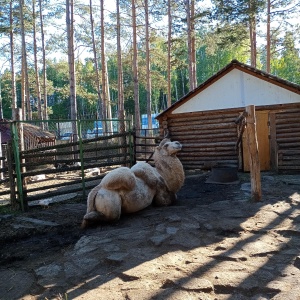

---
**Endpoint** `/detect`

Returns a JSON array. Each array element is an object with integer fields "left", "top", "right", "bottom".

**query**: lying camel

[{"left": 81, "top": 138, "right": 184, "bottom": 227}]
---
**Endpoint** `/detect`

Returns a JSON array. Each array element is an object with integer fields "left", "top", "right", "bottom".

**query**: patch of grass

[{"left": 0, "top": 204, "right": 19, "bottom": 215}]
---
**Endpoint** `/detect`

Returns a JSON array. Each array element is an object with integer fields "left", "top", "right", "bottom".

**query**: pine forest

[{"left": 0, "top": 0, "right": 299, "bottom": 128}]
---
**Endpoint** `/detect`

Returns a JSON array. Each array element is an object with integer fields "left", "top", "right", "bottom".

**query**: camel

[{"left": 81, "top": 138, "right": 185, "bottom": 227}]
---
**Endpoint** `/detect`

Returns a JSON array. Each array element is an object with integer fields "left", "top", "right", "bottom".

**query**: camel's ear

[{"left": 159, "top": 138, "right": 170, "bottom": 147}]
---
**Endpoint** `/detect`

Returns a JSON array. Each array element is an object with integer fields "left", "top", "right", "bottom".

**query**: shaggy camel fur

[{"left": 81, "top": 138, "right": 184, "bottom": 227}]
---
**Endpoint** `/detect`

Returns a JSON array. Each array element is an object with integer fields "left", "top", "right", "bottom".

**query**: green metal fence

[{"left": 6, "top": 119, "right": 134, "bottom": 211}]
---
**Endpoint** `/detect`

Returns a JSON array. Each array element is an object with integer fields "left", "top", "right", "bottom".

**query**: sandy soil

[{"left": 0, "top": 171, "right": 300, "bottom": 300}]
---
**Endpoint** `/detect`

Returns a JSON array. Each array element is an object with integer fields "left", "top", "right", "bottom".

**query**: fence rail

[{"left": 135, "top": 129, "right": 161, "bottom": 164}]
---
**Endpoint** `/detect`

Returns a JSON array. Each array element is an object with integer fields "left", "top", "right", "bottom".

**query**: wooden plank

[
  {"left": 181, "top": 159, "right": 238, "bottom": 166},
  {"left": 173, "top": 132, "right": 237, "bottom": 139},
  {"left": 7, "top": 142, "right": 18, "bottom": 209},
  {"left": 276, "top": 131, "right": 300, "bottom": 138},
  {"left": 275, "top": 110, "right": 300, "bottom": 120},
  {"left": 278, "top": 165, "right": 300, "bottom": 170},
  {"left": 276, "top": 127, "right": 300, "bottom": 134},
  {"left": 277, "top": 137, "right": 300, "bottom": 143},
  {"left": 180, "top": 151, "right": 236, "bottom": 157},
  {"left": 275, "top": 116, "right": 300, "bottom": 124},
  {"left": 179, "top": 155, "right": 237, "bottom": 161},
  {"left": 277, "top": 142, "right": 300, "bottom": 148},
  {"left": 277, "top": 149, "right": 300, "bottom": 155},
  {"left": 275, "top": 123, "right": 300, "bottom": 130},
  {"left": 280, "top": 160, "right": 300, "bottom": 166},
  {"left": 168, "top": 115, "right": 237, "bottom": 125},
  {"left": 180, "top": 142, "right": 236, "bottom": 147},
  {"left": 166, "top": 109, "right": 241, "bottom": 121},
  {"left": 169, "top": 122, "right": 237, "bottom": 132}
]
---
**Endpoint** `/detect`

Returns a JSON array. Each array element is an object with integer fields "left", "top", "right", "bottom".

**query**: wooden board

[{"left": 243, "top": 110, "right": 270, "bottom": 171}]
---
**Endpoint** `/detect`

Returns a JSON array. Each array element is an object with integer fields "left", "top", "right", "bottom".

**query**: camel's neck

[{"left": 154, "top": 154, "right": 185, "bottom": 193}]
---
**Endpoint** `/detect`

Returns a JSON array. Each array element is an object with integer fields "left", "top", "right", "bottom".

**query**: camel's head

[{"left": 157, "top": 138, "right": 182, "bottom": 156}]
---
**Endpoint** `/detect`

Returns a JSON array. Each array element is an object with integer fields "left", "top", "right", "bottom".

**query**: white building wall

[{"left": 172, "top": 69, "right": 300, "bottom": 114}]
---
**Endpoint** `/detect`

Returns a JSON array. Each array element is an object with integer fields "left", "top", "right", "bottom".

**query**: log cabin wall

[
  {"left": 162, "top": 109, "right": 240, "bottom": 170},
  {"left": 275, "top": 108, "right": 300, "bottom": 173}
]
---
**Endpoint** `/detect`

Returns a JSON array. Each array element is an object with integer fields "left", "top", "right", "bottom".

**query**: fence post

[
  {"left": 7, "top": 141, "right": 18, "bottom": 210},
  {"left": 11, "top": 121, "right": 25, "bottom": 211},
  {"left": 132, "top": 128, "right": 137, "bottom": 166},
  {"left": 77, "top": 119, "right": 86, "bottom": 198},
  {"left": 245, "top": 105, "right": 262, "bottom": 201}
]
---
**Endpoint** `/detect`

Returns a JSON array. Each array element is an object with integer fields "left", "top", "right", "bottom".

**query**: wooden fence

[
  {"left": 1, "top": 120, "right": 163, "bottom": 211},
  {"left": 135, "top": 129, "right": 161, "bottom": 165},
  {"left": 0, "top": 146, "right": 10, "bottom": 205},
  {"left": 0, "top": 119, "right": 135, "bottom": 211},
  {"left": 18, "top": 132, "right": 133, "bottom": 210}
]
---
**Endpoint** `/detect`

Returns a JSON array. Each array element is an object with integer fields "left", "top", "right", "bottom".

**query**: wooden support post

[{"left": 245, "top": 105, "right": 262, "bottom": 201}]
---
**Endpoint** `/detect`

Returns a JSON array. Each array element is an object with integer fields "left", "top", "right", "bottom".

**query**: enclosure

[{"left": 0, "top": 119, "right": 159, "bottom": 211}]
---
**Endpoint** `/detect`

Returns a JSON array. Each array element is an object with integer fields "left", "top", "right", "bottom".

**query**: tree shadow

[{"left": 12, "top": 173, "right": 300, "bottom": 299}]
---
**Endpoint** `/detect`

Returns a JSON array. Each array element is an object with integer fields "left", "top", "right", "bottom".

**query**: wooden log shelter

[{"left": 156, "top": 60, "right": 300, "bottom": 174}]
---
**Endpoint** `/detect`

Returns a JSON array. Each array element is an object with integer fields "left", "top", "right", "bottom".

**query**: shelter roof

[
  {"left": 0, "top": 119, "right": 55, "bottom": 144},
  {"left": 157, "top": 60, "right": 300, "bottom": 120}
]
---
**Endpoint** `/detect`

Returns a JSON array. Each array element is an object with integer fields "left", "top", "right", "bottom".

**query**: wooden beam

[{"left": 245, "top": 105, "right": 262, "bottom": 201}]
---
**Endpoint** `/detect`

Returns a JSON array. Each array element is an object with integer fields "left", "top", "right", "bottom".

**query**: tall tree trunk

[
  {"left": 89, "top": 0, "right": 103, "bottom": 119},
  {"left": 19, "top": 0, "right": 31, "bottom": 120},
  {"left": 191, "top": 0, "right": 197, "bottom": 89},
  {"left": 167, "top": 0, "right": 172, "bottom": 107},
  {"left": 32, "top": 0, "right": 43, "bottom": 122},
  {"left": 100, "top": 0, "right": 108, "bottom": 132},
  {"left": 266, "top": 0, "right": 271, "bottom": 73},
  {"left": 66, "top": 0, "right": 77, "bottom": 134},
  {"left": 21, "top": 66, "right": 26, "bottom": 120},
  {"left": 116, "top": 0, "right": 125, "bottom": 132},
  {"left": 174, "top": 76, "right": 178, "bottom": 100},
  {"left": 186, "top": 0, "right": 195, "bottom": 91},
  {"left": 10, "top": 0, "right": 17, "bottom": 120},
  {"left": 100, "top": 0, "right": 112, "bottom": 132},
  {"left": 39, "top": 0, "right": 48, "bottom": 122},
  {"left": 181, "top": 69, "right": 185, "bottom": 95},
  {"left": 145, "top": 0, "right": 152, "bottom": 131},
  {"left": 105, "top": 62, "right": 112, "bottom": 122},
  {"left": 249, "top": 0, "right": 257, "bottom": 67},
  {"left": 131, "top": 0, "right": 141, "bottom": 130}
]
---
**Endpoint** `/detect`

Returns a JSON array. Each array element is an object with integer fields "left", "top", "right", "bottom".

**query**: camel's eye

[{"left": 163, "top": 144, "right": 168, "bottom": 148}]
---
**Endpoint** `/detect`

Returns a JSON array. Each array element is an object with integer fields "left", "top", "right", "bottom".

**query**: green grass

[{"left": 0, "top": 203, "right": 19, "bottom": 215}]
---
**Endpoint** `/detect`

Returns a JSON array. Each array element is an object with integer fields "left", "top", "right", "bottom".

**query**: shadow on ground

[{"left": 0, "top": 171, "right": 300, "bottom": 300}]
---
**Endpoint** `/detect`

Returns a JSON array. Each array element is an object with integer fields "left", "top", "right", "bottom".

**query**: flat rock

[
  {"left": 0, "top": 269, "right": 35, "bottom": 299},
  {"left": 106, "top": 252, "right": 128, "bottom": 263},
  {"left": 150, "top": 234, "right": 170, "bottom": 246}
]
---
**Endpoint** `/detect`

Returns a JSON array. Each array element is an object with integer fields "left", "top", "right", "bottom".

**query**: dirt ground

[{"left": 0, "top": 170, "right": 300, "bottom": 300}]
